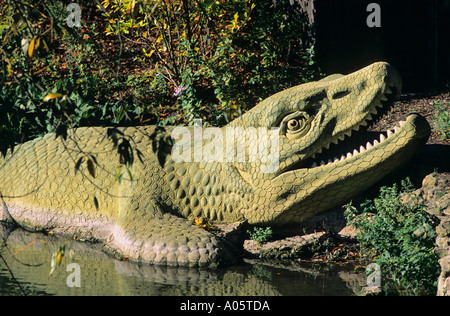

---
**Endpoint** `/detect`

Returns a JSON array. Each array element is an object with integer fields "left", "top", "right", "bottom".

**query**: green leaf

[{"left": 114, "top": 170, "right": 123, "bottom": 184}]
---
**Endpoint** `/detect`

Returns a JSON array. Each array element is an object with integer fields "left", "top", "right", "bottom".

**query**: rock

[
  {"left": 338, "top": 225, "right": 360, "bottom": 239},
  {"left": 418, "top": 173, "right": 450, "bottom": 296},
  {"left": 356, "top": 172, "right": 450, "bottom": 295},
  {"left": 243, "top": 232, "right": 327, "bottom": 259},
  {"left": 359, "top": 286, "right": 383, "bottom": 296},
  {"left": 215, "top": 221, "right": 248, "bottom": 246},
  {"left": 243, "top": 231, "right": 360, "bottom": 262},
  {"left": 435, "top": 235, "right": 450, "bottom": 258},
  {"left": 242, "top": 171, "right": 450, "bottom": 295},
  {"left": 423, "top": 174, "right": 438, "bottom": 188},
  {"left": 437, "top": 256, "right": 450, "bottom": 296},
  {"left": 439, "top": 256, "right": 450, "bottom": 278},
  {"left": 437, "top": 220, "right": 450, "bottom": 237}
]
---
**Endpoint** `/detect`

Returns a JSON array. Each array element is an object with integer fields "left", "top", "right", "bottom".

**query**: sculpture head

[{"left": 227, "top": 62, "right": 430, "bottom": 224}]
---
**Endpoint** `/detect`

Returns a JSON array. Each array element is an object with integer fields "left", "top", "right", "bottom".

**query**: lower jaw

[{"left": 271, "top": 114, "right": 431, "bottom": 224}]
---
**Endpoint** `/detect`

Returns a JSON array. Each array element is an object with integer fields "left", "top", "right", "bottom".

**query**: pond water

[{"left": 0, "top": 225, "right": 362, "bottom": 296}]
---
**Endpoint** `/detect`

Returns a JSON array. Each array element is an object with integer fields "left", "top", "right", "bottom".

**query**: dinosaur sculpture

[{"left": 0, "top": 62, "right": 430, "bottom": 267}]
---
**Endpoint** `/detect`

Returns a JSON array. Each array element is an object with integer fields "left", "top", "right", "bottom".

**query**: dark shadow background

[{"left": 314, "top": 0, "right": 449, "bottom": 92}]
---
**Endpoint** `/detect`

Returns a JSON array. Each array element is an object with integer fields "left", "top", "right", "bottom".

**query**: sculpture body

[{"left": 0, "top": 62, "right": 430, "bottom": 267}]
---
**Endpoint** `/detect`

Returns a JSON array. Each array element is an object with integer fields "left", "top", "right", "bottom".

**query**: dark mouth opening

[{"left": 284, "top": 86, "right": 400, "bottom": 171}]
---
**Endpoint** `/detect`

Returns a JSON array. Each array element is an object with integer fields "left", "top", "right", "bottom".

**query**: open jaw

[
  {"left": 282, "top": 86, "right": 429, "bottom": 176},
  {"left": 266, "top": 84, "right": 430, "bottom": 225},
  {"left": 305, "top": 114, "right": 412, "bottom": 170},
  {"left": 306, "top": 86, "right": 403, "bottom": 170}
]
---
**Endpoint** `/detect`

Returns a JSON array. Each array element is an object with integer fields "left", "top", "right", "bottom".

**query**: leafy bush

[
  {"left": 0, "top": 1, "right": 131, "bottom": 154},
  {"left": 0, "top": 0, "right": 317, "bottom": 156},
  {"left": 100, "top": 0, "right": 318, "bottom": 125},
  {"left": 345, "top": 178, "right": 440, "bottom": 295},
  {"left": 247, "top": 226, "right": 273, "bottom": 244}
]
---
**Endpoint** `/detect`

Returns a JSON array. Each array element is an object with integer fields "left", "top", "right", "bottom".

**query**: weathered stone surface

[
  {"left": 0, "top": 62, "right": 431, "bottom": 267},
  {"left": 243, "top": 232, "right": 326, "bottom": 259},
  {"left": 410, "top": 173, "right": 450, "bottom": 296},
  {"left": 438, "top": 256, "right": 450, "bottom": 296},
  {"left": 437, "top": 220, "right": 450, "bottom": 237},
  {"left": 243, "top": 231, "right": 360, "bottom": 263}
]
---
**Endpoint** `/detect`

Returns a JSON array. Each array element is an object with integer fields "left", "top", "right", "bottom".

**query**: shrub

[
  {"left": 0, "top": 0, "right": 318, "bottom": 156},
  {"left": 100, "top": 0, "right": 318, "bottom": 126},
  {"left": 247, "top": 227, "right": 273, "bottom": 244},
  {"left": 345, "top": 178, "right": 441, "bottom": 295},
  {"left": 0, "top": 1, "right": 130, "bottom": 154}
]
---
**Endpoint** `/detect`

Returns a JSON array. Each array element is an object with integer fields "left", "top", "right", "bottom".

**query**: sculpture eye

[
  {"left": 280, "top": 112, "right": 312, "bottom": 139},
  {"left": 287, "top": 118, "right": 304, "bottom": 132}
]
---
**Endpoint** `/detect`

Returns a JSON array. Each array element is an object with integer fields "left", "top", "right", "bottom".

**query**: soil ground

[{"left": 370, "top": 92, "right": 450, "bottom": 145}]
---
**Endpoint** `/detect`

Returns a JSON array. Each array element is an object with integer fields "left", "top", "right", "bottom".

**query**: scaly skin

[{"left": 0, "top": 62, "right": 430, "bottom": 267}]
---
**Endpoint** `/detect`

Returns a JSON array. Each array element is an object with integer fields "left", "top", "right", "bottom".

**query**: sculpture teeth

[
  {"left": 380, "top": 95, "right": 388, "bottom": 101},
  {"left": 387, "top": 129, "right": 394, "bottom": 138},
  {"left": 385, "top": 87, "right": 393, "bottom": 94},
  {"left": 309, "top": 119, "right": 406, "bottom": 168}
]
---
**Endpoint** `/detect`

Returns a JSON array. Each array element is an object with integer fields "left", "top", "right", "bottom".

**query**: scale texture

[{"left": 0, "top": 62, "right": 430, "bottom": 267}]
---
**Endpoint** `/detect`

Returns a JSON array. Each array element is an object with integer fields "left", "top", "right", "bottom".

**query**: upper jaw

[
  {"left": 310, "top": 79, "right": 402, "bottom": 161},
  {"left": 306, "top": 113, "right": 423, "bottom": 170},
  {"left": 273, "top": 79, "right": 402, "bottom": 176}
]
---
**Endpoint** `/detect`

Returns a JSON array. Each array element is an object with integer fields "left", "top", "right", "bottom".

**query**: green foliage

[
  {"left": 0, "top": 1, "right": 131, "bottom": 154},
  {"left": 345, "top": 178, "right": 440, "bottom": 295},
  {"left": 100, "top": 0, "right": 317, "bottom": 125},
  {"left": 433, "top": 101, "right": 450, "bottom": 139},
  {"left": 0, "top": 0, "right": 317, "bottom": 156},
  {"left": 247, "top": 226, "right": 273, "bottom": 244}
]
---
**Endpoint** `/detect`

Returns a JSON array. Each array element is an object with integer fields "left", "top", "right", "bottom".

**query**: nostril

[{"left": 332, "top": 90, "right": 351, "bottom": 100}]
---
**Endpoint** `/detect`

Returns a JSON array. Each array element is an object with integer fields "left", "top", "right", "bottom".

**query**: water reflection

[{"left": 0, "top": 224, "right": 361, "bottom": 296}]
